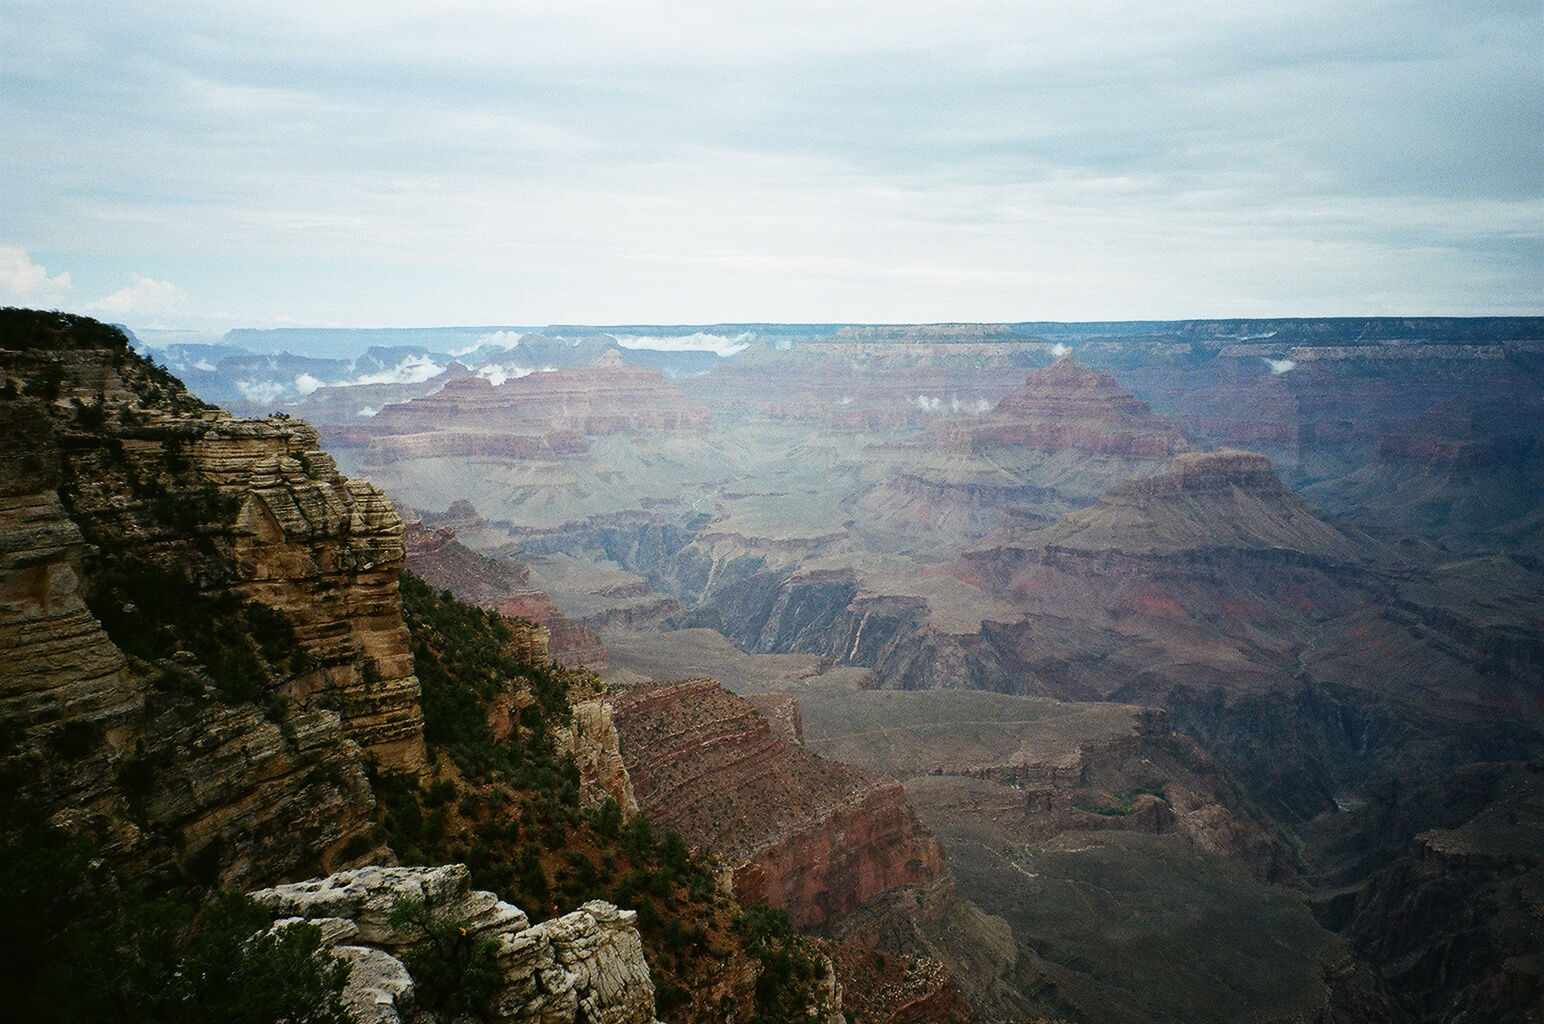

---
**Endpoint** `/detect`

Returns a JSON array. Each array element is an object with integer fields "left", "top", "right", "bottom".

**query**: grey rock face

[{"left": 252, "top": 865, "right": 661, "bottom": 1024}]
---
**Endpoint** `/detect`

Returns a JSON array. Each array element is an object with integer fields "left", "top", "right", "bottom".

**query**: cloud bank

[
  {"left": 2, "top": 1, "right": 1539, "bottom": 327},
  {"left": 0, "top": 247, "right": 72, "bottom": 303},
  {"left": 85, "top": 274, "right": 189, "bottom": 316}
]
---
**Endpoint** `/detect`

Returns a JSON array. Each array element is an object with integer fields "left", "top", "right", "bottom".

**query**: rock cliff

[
  {"left": 251, "top": 864, "right": 662, "bottom": 1024},
  {"left": 608, "top": 678, "right": 948, "bottom": 933},
  {"left": 1306, "top": 761, "right": 1544, "bottom": 1022},
  {"left": 345, "top": 353, "right": 707, "bottom": 479},
  {"left": 958, "top": 356, "right": 1188, "bottom": 459},
  {"left": 1016, "top": 447, "right": 1369, "bottom": 560},
  {"left": 840, "top": 358, "right": 1189, "bottom": 557},
  {"left": 799, "top": 688, "right": 1296, "bottom": 884},
  {"left": 0, "top": 309, "right": 423, "bottom": 886},
  {"left": 953, "top": 450, "right": 1544, "bottom": 820}
]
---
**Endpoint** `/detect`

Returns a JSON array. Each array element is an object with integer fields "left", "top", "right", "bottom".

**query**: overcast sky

[{"left": 1, "top": 0, "right": 1540, "bottom": 331}]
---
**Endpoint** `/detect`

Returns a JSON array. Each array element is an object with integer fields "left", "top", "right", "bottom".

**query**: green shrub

[
  {"left": 0, "top": 828, "right": 354, "bottom": 1024},
  {"left": 388, "top": 897, "right": 501, "bottom": 1017}
]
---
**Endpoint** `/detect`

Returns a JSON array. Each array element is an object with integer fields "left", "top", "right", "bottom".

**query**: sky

[{"left": 1, "top": 0, "right": 1540, "bottom": 332}]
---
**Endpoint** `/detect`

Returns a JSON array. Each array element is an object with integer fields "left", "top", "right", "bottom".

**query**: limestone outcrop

[
  {"left": 555, "top": 698, "right": 640, "bottom": 820},
  {"left": 251, "top": 864, "right": 662, "bottom": 1024}
]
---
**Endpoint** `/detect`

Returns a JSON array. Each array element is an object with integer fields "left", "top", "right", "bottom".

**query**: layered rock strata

[
  {"left": 847, "top": 358, "right": 1190, "bottom": 555},
  {"left": 949, "top": 356, "right": 1188, "bottom": 459},
  {"left": 609, "top": 678, "right": 948, "bottom": 932},
  {"left": 0, "top": 312, "right": 424, "bottom": 885},
  {"left": 361, "top": 352, "right": 706, "bottom": 455},
  {"left": 219, "top": 429, "right": 425, "bottom": 769},
  {"left": 251, "top": 864, "right": 662, "bottom": 1024},
  {"left": 953, "top": 449, "right": 1544, "bottom": 819}
]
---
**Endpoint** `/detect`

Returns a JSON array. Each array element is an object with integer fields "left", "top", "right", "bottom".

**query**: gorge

[{"left": 4, "top": 310, "right": 1543, "bottom": 1023}]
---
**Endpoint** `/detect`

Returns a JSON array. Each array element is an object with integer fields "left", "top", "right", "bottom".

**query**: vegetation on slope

[
  {"left": 0, "top": 829, "right": 353, "bottom": 1024},
  {"left": 385, "top": 571, "right": 791, "bottom": 1022}
]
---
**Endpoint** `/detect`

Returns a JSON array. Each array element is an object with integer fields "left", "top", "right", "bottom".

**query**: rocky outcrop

[
  {"left": 609, "top": 678, "right": 948, "bottom": 932},
  {"left": 219, "top": 428, "right": 425, "bottom": 770},
  {"left": 554, "top": 698, "right": 640, "bottom": 820},
  {"left": 251, "top": 864, "right": 662, "bottom": 1024}
]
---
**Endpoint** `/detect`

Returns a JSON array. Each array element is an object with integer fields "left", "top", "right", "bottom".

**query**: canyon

[
  {"left": 8, "top": 311, "right": 1544, "bottom": 1022},
  {"left": 295, "top": 317, "right": 1540, "bottom": 1022}
]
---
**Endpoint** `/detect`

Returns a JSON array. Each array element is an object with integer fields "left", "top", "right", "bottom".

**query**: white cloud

[
  {"left": 0, "top": 247, "right": 72, "bottom": 303},
  {"left": 914, "top": 394, "right": 944, "bottom": 413},
  {"left": 353, "top": 354, "right": 445, "bottom": 385},
  {"left": 1265, "top": 358, "right": 1297, "bottom": 375},
  {"left": 86, "top": 273, "right": 188, "bottom": 315},
  {"left": 236, "top": 379, "right": 286, "bottom": 403},
  {"left": 469, "top": 330, "right": 525, "bottom": 353},
  {"left": 294, "top": 372, "right": 325, "bottom": 394}
]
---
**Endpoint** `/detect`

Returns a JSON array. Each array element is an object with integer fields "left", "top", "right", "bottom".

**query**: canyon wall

[
  {"left": 608, "top": 677, "right": 948, "bottom": 933},
  {"left": 0, "top": 312, "right": 424, "bottom": 887},
  {"left": 404, "top": 521, "right": 607, "bottom": 670}
]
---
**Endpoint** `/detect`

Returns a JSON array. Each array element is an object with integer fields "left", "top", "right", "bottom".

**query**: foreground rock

[{"left": 252, "top": 864, "right": 662, "bottom": 1024}]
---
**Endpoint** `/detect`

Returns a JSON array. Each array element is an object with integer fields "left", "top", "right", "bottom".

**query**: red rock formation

[
  {"left": 731, "top": 782, "right": 951, "bottom": 929},
  {"left": 608, "top": 678, "right": 948, "bottom": 932},
  {"left": 1012, "top": 447, "right": 1366, "bottom": 559},
  {"left": 957, "top": 356, "right": 1188, "bottom": 458},
  {"left": 403, "top": 522, "right": 607, "bottom": 671}
]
